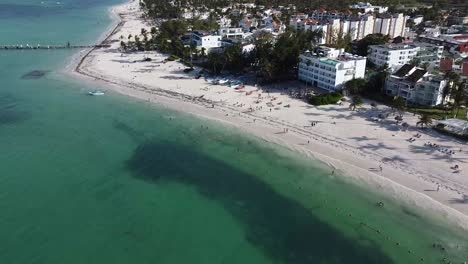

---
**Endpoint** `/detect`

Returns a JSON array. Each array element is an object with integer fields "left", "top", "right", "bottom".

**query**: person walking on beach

[
  {"left": 379, "top": 164, "right": 383, "bottom": 172},
  {"left": 436, "top": 185, "right": 440, "bottom": 192}
]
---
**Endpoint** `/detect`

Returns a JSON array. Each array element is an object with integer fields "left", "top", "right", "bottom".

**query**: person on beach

[
  {"left": 437, "top": 185, "right": 440, "bottom": 192},
  {"left": 379, "top": 164, "right": 383, "bottom": 172}
]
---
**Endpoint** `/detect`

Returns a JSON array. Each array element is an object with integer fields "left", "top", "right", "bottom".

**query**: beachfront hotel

[
  {"left": 367, "top": 42, "right": 444, "bottom": 69},
  {"left": 298, "top": 47, "right": 367, "bottom": 91},
  {"left": 384, "top": 64, "right": 448, "bottom": 106}
]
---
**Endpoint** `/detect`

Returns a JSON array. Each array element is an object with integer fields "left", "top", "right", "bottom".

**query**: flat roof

[
  {"left": 370, "top": 42, "right": 442, "bottom": 50},
  {"left": 319, "top": 58, "right": 340, "bottom": 65}
]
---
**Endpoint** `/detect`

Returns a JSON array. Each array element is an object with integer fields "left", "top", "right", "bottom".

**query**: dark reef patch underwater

[
  {"left": 21, "top": 70, "right": 49, "bottom": 80},
  {"left": 0, "top": 93, "right": 29, "bottom": 125},
  {"left": 127, "top": 140, "right": 395, "bottom": 264}
]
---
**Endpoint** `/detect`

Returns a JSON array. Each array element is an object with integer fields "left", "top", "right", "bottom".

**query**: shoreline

[{"left": 67, "top": 0, "right": 468, "bottom": 231}]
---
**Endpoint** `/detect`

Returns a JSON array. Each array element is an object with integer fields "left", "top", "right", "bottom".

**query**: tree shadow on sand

[{"left": 126, "top": 140, "right": 395, "bottom": 264}]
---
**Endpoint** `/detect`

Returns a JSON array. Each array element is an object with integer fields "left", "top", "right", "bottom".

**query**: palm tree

[
  {"left": 392, "top": 96, "right": 405, "bottom": 116},
  {"left": 120, "top": 41, "right": 127, "bottom": 51},
  {"left": 442, "top": 71, "right": 460, "bottom": 103},
  {"left": 416, "top": 114, "right": 433, "bottom": 128},
  {"left": 349, "top": 95, "right": 363, "bottom": 111}
]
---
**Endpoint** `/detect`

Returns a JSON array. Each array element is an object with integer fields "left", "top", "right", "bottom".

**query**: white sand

[{"left": 69, "top": 0, "right": 468, "bottom": 230}]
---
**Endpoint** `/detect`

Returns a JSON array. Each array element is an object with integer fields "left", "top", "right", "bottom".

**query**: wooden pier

[{"left": 0, "top": 43, "right": 111, "bottom": 50}]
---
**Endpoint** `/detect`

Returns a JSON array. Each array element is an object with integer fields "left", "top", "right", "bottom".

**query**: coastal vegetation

[
  {"left": 308, "top": 92, "right": 343, "bottom": 105},
  {"left": 416, "top": 113, "right": 433, "bottom": 127},
  {"left": 139, "top": 0, "right": 463, "bottom": 19},
  {"left": 349, "top": 95, "right": 363, "bottom": 111}
]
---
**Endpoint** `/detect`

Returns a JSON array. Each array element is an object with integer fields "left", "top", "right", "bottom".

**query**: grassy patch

[
  {"left": 308, "top": 92, "right": 343, "bottom": 106},
  {"left": 408, "top": 107, "right": 467, "bottom": 121}
]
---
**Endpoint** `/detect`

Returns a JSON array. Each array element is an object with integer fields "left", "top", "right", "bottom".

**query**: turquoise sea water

[{"left": 1, "top": 1, "right": 468, "bottom": 263}]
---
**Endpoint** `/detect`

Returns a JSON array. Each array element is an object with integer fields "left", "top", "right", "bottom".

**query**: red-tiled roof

[
  {"left": 462, "top": 62, "right": 468, "bottom": 75},
  {"left": 439, "top": 58, "right": 453, "bottom": 72}
]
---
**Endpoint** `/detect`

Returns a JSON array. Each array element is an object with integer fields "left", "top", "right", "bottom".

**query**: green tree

[
  {"left": 345, "top": 78, "right": 368, "bottom": 95},
  {"left": 442, "top": 71, "right": 461, "bottom": 104},
  {"left": 356, "top": 34, "right": 390, "bottom": 56},
  {"left": 392, "top": 96, "right": 406, "bottom": 114},
  {"left": 416, "top": 114, "right": 433, "bottom": 128},
  {"left": 409, "top": 57, "right": 421, "bottom": 67},
  {"left": 120, "top": 41, "right": 127, "bottom": 51},
  {"left": 349, "top": 95, "right": 363, "bottom": 111}
]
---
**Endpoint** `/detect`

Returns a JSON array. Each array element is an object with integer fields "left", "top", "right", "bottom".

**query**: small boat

[
  {"left": 235, "top": 85, "right": 245, "bottom": 90},
  {"left": 218, "top": 79, "right": 230, "bottom": 85},
  {"left": 230, "top": 80, "right": 243, "bottom": 87},
  {"left": 88, "top": 90, "right": 105, "bottom": 96}
]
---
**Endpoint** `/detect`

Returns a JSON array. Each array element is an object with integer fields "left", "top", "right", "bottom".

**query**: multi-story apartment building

[
  {"left": 298, "top": 47, "right": 367, "bottom": 91},
  {"left": 290, "top": 10, "right": 406, "bottom": 44},
  {"left": 384, "top": 64, "right": 448, "bottom": 106},
  {"left": 367, "top": 42, "right": 444, "bottom": 68},
  {"left": 374, "top": 13, "right": 407, "bottom": 38}
]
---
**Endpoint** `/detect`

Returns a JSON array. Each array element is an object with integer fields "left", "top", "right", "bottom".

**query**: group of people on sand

[
  {"left": 425, "top": 142, "right": 457, "bottom": 156},
  {"left": 408, "top": 133, "right": 422, "bottom": 142}
]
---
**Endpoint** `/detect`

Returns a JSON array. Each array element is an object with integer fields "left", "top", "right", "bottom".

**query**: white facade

[
  {"left": 218, "top": 28, "right": 245, "bottom": 40},
  {"left": 217, "top": 17, "right": 232, "bottom": 28},
  {"left": 298, "top": 47, "right": 367, "bottom": 91},
  {"left": 374, "top": 13, "right": 407, "bottom": 38},
  {"left": 385, "top": 64, "right": 448, "bottom": 106},
  {"left": 291, "top": 12, "right": 405, "bottom": 44},
  {"left": 191, "top": 31, "right": 222, "bottom": 52},
  {"left": 368, "top": 42, "right": 444, "bottom": 68},
  {"left": 411, "top": 16, "right": 424, "bottom": 25},
  {"left": 350, "top": 2, "right": 388, "bottom": 14}
]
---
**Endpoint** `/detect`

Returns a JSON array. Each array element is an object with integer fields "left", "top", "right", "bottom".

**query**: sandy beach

[{"left": 70, "top": 0, "right": 468, "bottom": 229}]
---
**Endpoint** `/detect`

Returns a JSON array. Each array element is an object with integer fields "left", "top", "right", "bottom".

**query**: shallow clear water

[{"left": 1, "top": 1, "right": 468, "bottom": 263}]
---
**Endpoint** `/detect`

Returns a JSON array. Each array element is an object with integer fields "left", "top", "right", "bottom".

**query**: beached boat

[
  {"left": 230, "top": 81, "right": 243, "bottom": 89},
  {"left": 218, "top": 79, "right": 230, "bottom": 85},
  {"left": 88, "top": 90, "right": 105, "bottom": 96}
]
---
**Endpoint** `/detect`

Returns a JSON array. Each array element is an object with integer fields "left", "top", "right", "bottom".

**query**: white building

[
  {"left": 423, "top": 27, "right": 441, "bottom": 38},
  {"left": 374, "top": 13, "right": 407, "bottom": 38},
  {"left": 350, "top": 2, "right": 388, "bottom": 14},
  {"left": 190, "top": 31, "right": 222, "bottom": 52},
  {"left": 368, "top": 42, "right": 444, "bottom": 69},
  {"left": 291, "top": 12, "right": 405, "bottom": 44},
  {"left": 218, "top": 28, "right": 245, "bottom": 41},
  {"left": 217, "top": 16, "right": 232, "bottom": 28},
  {"left": 384, "top": 64, "right": 448, "bottom": 106},
  {"left": 410, "top": 15, "right": 424, "bottom": 25},
  {"left": 181, "top": 9, "right": 210, "bottom": 20},
  {"left": 298, "top": 47, "right": 367, "bottom": 91}
]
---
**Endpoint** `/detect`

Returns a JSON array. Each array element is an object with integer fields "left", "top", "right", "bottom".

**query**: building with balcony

[
  {"left": 218, "top": 28, "right": 245, "bottom": 41},
  {"left": 368, "top": 42, "right": 444, "bottom": 69},
  {"left": 298, "top": 47, "right": 367, "bottom": 91},
  {"left": 290, "top": 11, "right": 406, "bottom": 44},
  {"left": 190, "top": 31, "right": 222, "bottom": 52},
  {"left": 384, "top": 64, "right": 448, "bottom": 106}
]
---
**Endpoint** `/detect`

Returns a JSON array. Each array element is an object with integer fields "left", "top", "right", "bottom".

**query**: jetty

[{"left": 0, "top": 43, "right": 111, "bottom": 50}]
